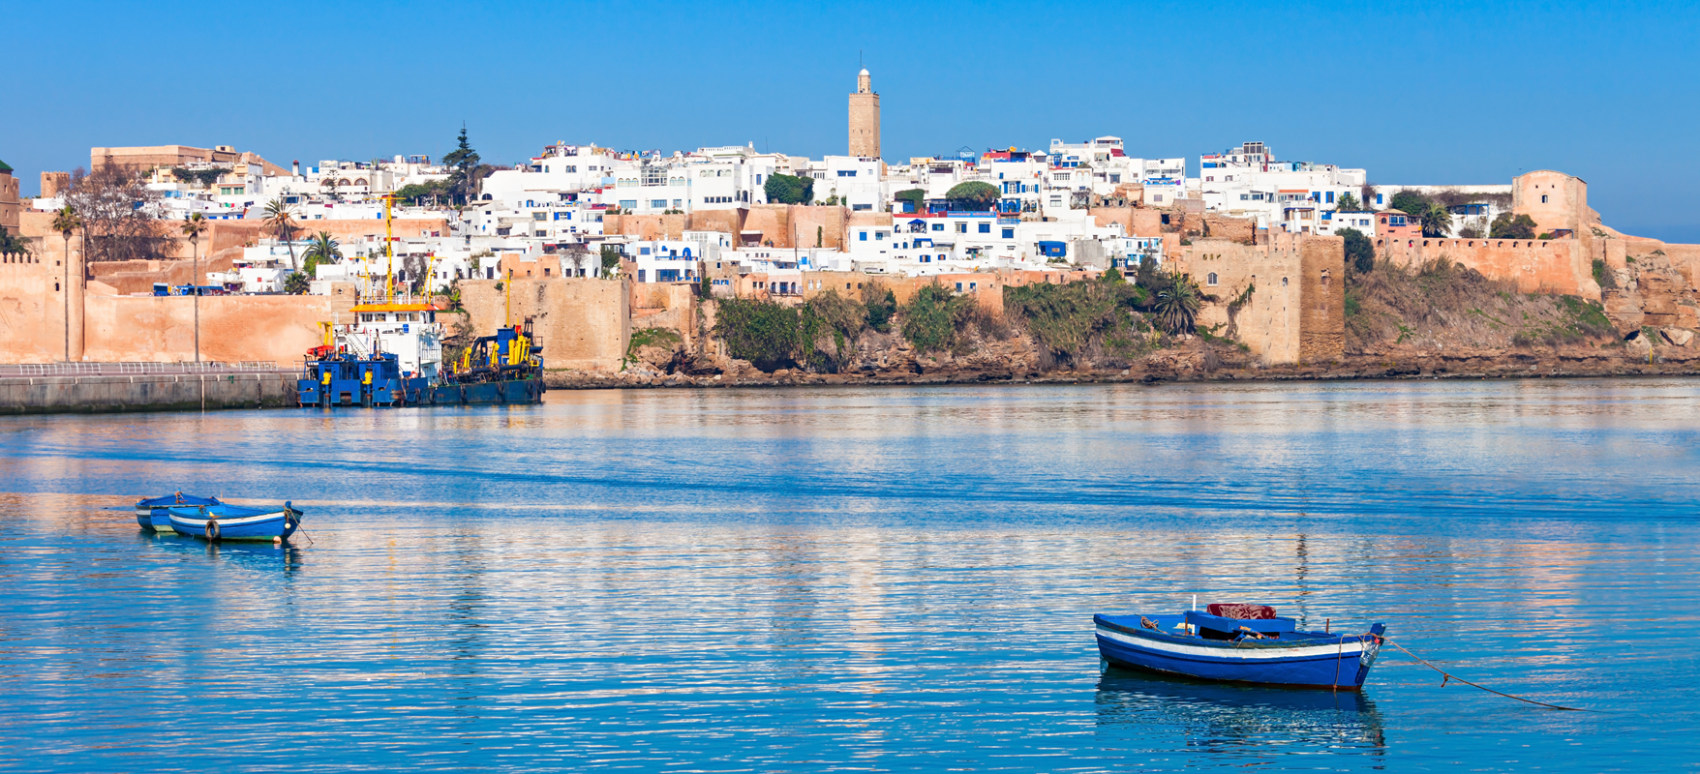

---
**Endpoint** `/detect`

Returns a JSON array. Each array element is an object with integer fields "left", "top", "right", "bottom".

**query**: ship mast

[{"left": 382, "top": 193, "right": 396, "bottom": 302}]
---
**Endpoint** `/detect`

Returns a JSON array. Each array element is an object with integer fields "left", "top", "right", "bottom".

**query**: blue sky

[{"left": 7, "top": 1, "right": 1697, "bottom": 241}]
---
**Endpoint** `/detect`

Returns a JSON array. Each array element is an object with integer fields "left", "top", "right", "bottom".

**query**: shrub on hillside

[{"left": 1338, "top": 228, "right": 1375, "bottom": 274}]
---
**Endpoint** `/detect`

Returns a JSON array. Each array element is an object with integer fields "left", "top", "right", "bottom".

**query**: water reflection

[
  {"left": 1095, "top": 665, "right": 1386, "bottom": 762},
  {"left": 135, "top": 529, "right": 305, "bottom": 575}
]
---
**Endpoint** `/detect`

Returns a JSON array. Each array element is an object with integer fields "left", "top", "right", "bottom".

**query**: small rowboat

[
  {"left": 134, "top": 493, "right": 223, "bottom": 533},
  {"left": 1094, "top": 604, "right": 1387, "bottom": 689},
  {"left": 167, "top": 502, "right": 304, "bottom": 542}
]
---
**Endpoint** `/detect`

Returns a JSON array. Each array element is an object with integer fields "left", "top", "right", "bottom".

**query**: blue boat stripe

[{"left": 1097, "top": 633, "right": 1361, "bottom": 667}]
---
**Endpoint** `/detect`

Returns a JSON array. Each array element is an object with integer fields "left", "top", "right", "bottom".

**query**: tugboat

[
  {"left": 296, "top": 195, "right": 545, "bottom": 408},
  {"left": 433, "top": 321, "right": 546, "bottom": 404}
]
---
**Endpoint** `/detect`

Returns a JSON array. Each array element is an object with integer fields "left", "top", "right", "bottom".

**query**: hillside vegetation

[{"left": 1344, "top": 257, "right": 1615, "bottom": 352}]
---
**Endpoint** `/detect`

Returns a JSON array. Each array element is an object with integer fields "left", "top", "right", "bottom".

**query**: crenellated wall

[{"left": 1376, "top": 236, "right": 1599, "bottom": 298}]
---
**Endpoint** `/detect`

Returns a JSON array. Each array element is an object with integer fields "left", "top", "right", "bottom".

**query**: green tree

[
  {"left": 1101, "top": 266, "right": 1125, "bottom": 285},
  {"left": 713, "top": 297, "right": 806, "bottom": 371},
  {"left": 900, "top": 284, "right": 973, "bottom": 352},
  {"left": 1338, "top": 227, "right": 1375, "bottom": 273},
  {"left": 944, "top": 181, "right": 1000, "bottom": 212},
  {"left": 1420, "top": 203, "right": 1453, "bottom": 238},
  {"left": 599, "top": 244, "right": 623, "bottom": 276},
  {"left": 181, "top": 213, "right": 207, "bottom": 362},
  {"left": 861, "top": 282, "right": 897, "bottom": 333},
  {"left": 283, "top": 271, "right": 310, "bottom": 295},
  {"left": 302, "top": 231, "right": 342, "bottom": 277},
  {"left": 1389, "top": 190, "right": 1430, "bottom": 217},
  {"left": 1153, "top": 273, "right": 1203, "bottom": 334},
  {"left": 263, "top": 199, "right": 298, "bottom": 269},
  {"left": 443, "top": 125, "right": 482, "bottom": 204},
  {"left": 1334, "top": 192, "right": 1361, "bottom": 212},
  {"left": 394, "top": 180, "right": 450, "bottom": 206},
  {"left": 0, "top": 225, "right": 27, "bottom": 254},
  {"left": 50, "top": 206, "right": 80, "bottom": 362},
  {"left": 763, "top": 173, "right": 814, "bottom": 205},
  {"left": 894, "top": 187, "right": 925, "bottom": 213},
  {"left": 1490, "top": 213, "right": 1538, "bottom": 239}
]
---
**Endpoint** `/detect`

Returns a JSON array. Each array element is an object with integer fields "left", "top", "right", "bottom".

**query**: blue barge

[{"left": 297, "top": 302, "right": 544, "bottom": 408}]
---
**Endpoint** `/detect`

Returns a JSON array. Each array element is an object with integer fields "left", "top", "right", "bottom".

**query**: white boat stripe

[
  {"left": 1097, "top": 626, "right": 1365, "bottom": 661},
  {"left": 167, "top": 511, "right": 287, "bottom": 527}
]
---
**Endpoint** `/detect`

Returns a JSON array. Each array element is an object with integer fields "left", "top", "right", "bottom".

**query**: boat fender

[{"left": 205, "top": 519, "right": 220, "bottom": 541}]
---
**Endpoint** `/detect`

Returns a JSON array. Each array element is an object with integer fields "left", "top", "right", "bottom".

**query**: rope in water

[{"left": 1386, "top": 639, "right": 1594, "bottom": 712}]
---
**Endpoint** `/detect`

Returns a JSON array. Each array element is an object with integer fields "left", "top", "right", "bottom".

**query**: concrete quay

[{"left": 0, "top": 363, "right": 299, "bottom": 414}]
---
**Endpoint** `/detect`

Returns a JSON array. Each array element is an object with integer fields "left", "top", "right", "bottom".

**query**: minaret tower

[{"left": 848, "top": 68, "right": 880, "bottom": 159}]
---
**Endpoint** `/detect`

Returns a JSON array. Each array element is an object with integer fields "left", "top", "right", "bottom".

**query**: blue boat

[
  {"left": 167, "top": 502, "right": 304, "bottom": 542},
  {"left": 1094, "top": 604, "right": 1387, "bottom": 689},
  {"left": 133, "top": 493, "right": 223, "bottom": 533}
]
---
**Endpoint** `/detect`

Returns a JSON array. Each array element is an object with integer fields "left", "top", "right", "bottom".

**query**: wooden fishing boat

[
  {"left": 133, "top": 493, "right": 222, "bottom": 533},
  {"left": 1094, "top": 604, "right": 1386, "bottom": 689},
  {"left": 167, "top": 502, "right": 304, "bottom": 542}
]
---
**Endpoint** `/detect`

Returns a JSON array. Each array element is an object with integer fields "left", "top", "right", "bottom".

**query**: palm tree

[
  {"left": 263, "top": 199, "right": 298, "bottom": 269},
  {"left": 1421, "top": 204, "right": 1453, "bottom": 238},
  {"left": 302, "top": 231, "right": 341, "bottom": 278},
  {"left": 51, "top": 206, "right": 82, "bottom": 362},
  {"left": 181, "top": 213, "right": 207, "bottom": 363},
  {"left": 1153, "top": 273, "right": 1202, "bottom": 335}
]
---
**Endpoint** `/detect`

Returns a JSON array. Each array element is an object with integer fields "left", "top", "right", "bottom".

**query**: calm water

[{"left": 2, "top": 380, "right": 1698, "bottom": 772}]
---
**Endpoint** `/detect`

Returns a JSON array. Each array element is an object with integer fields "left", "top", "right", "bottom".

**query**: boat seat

[
  {"left": 1208, "top": 603, "right": 1277, "bottom": 620},
  {"left": 1187, "top": 610, "right": 1296, "bottom": 637}
]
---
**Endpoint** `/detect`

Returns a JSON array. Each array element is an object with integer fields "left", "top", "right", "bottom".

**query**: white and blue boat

[
  {"left": 167, "top": 502, "right": 304, "bottom": 542},
  {"left": 1094, "top": 604, "right": 1386, "bottom": 689},
  {"left": 134, "top": 493, "right": 223, "bottom": 533}
]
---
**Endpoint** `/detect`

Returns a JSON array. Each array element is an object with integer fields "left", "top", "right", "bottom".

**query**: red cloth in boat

[{"left": 1207, "top": 603, "right": 1277, "bottom": 620}]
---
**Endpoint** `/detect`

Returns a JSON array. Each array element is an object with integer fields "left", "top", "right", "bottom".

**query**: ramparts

[{"left": 0, "top": 367, "right": 299, "bottom": 414}]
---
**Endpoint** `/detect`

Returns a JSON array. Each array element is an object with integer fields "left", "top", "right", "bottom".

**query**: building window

[
  {"left": 1002, "top": 228, "right": 1014, "bottom": 239},
  {"left": 932, "top": 224, "right": 944, "bottom": 232},
  {"left": 1541, "top": 195, "right": 1549, "bottom": 203},
  {"left": 1207, "top": 272, "right": 1218, "bottom": 285},
  {"left": 957, "top": 223, "right": 967, "bottom": 233},
  {"left": 859, "top": 232, "right": 867, "bottom": 241},
  {"left": 1282, "top": 277, "right": 1289, "bottom": 287},
  {"left": 978, "top": 223, "right": 991, "bottom": 234}
]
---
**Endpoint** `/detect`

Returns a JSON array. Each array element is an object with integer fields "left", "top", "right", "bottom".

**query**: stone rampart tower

[{"left": 848, "top": 68, "right": 880, "bottom": 159}]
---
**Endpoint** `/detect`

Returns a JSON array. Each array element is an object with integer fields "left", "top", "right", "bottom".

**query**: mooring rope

[{"left": 1386, "top": 639, "right": 1595, "bottom": 712}]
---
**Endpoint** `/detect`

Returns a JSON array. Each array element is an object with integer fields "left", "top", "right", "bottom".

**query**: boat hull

[
  {"left": 135, "top": 507, "right": 178, "bottom": 533},
  {"left": 298, "top": 377, "right": 543, "bottom": 408},
  {"left": 133, "top": 494, "right": 222, "bottom": 533},
  {"left": 1094, "top": 615, "right": 1383, "bottom": 689},
  {"left": 167, "top": 504, "right": 302, "bottom": 542},
  {"left": 430, "top": 378, "right": 545, "bottom": 406}
]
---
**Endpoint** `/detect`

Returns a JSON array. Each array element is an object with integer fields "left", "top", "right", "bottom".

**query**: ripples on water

[{"left": 1, "top": 380, "right": 1697, "bottom": 772}]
